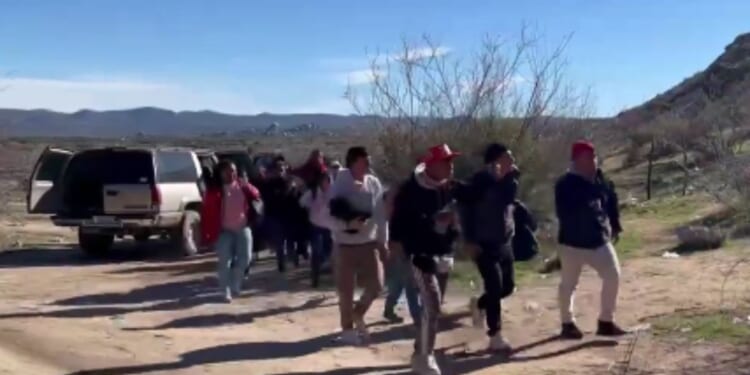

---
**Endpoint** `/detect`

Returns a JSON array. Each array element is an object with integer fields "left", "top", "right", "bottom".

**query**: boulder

[{"left": 675, "top": 225, "right": 726, "bottom": 252}]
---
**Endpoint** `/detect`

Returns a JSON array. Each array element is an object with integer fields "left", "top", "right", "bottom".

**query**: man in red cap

[
  {"left": 555, "top": 140, "right": 626, "bottom": 339},
  {"left": 390, "top": 143, "right": 461, "bottom": 375}
]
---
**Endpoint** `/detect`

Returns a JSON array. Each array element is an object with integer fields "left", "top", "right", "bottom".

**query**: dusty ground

[
  {"left": 0, "top": 211, "right": 747, "bottom": 375},
  {"left": 0, "top": 141, "right": 748, "bottom": 374}
]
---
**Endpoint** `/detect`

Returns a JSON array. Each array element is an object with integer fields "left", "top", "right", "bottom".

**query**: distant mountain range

[
  {"left": 3, "top": 32, "right": 748, "bottom": 138},
  {"left": 0, "top": 107, "right": 375, "bottom": 137}
]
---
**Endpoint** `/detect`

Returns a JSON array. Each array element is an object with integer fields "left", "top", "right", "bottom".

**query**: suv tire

[
  {"left": 78, "top": 229, "right": 114, "bottom": 257},
  {"left": 175, "top": 210, "right": 201, "bottom": 257},
  {"left": 134, "top": 231, "right": 151, "bottom": 243}
]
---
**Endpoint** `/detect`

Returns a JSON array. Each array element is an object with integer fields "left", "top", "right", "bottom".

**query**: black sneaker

[
  {"left": 596, "top": 321, "right": 628, "bottom": 337},
  {"left": 383, "top": 311, "right": 404, "bottom": 324},
  {"left": 560, "top": 323, "right": 584, "bottom": 340}
]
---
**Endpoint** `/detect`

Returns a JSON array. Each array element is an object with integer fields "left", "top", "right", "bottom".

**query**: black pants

[{"left": 475, "top": 244, "right": 515, "bottom": 337}]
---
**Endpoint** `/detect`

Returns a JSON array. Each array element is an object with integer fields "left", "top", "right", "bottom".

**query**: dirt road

[{"left": 0, "top": 216, "right": 747, "bottom": 374}]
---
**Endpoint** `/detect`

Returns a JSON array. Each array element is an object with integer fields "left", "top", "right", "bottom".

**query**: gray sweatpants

[{"left": 412, "top": 265, "right": 442, "bottom": 355}]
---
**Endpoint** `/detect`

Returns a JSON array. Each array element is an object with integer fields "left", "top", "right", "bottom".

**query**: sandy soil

[{"left": 0, "top": 215, "right": 748, "bottom": 375}]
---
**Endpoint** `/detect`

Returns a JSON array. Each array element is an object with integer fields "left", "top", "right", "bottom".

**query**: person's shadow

[{"left": 68, "top": 311, "right": 617, "bottom": 375}]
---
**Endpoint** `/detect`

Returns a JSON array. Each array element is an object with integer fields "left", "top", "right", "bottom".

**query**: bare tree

[
  {"left": 654, "top": 114, "right": 704, "bottom": 196},
  {"left": 347, "top": 26, "right": 592, "bottom": 214}
]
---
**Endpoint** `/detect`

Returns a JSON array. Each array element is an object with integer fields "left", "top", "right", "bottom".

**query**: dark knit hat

[{"left": 483, "top": 143, "right": 509, "bottom": 164}]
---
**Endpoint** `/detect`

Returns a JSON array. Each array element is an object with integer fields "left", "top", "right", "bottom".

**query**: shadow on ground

[
  {"left": 0, "top": 259, "right": 334, "bottom": 320},
  {"left": 124, "top": 295, "right": 335, "bottom": 330},
  {"left": 67, "top": 320, "right": 617, "bottom": 375},
  {"left": 0, "top": 239, "right": 210, "bottom": 269}
]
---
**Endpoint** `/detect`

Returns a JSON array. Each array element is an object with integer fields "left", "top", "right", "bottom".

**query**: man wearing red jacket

[{"left": 201, "top": 160, "right": 262, "bottom": 303}]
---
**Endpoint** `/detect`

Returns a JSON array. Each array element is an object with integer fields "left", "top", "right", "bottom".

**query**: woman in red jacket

[{"left": 201, "top": 160, "right": 262, "bottom": 302}]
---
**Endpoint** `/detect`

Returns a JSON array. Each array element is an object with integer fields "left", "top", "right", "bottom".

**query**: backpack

[{"left": 512, "top": 200, "right": 539, "bottom": 261}]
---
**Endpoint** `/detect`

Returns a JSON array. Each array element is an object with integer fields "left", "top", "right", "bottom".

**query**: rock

[
  {"left": 661, "top": 251, "right": 680, "bottom": 259},
  {"left": 523, "top": 301, "right": 540, "bottom": 312},
  {"left": 540, "top": 256, "right": 561, "bottom": 274},
  {"left": 675, "top": 225, "right": 725, "bottom": 252}
]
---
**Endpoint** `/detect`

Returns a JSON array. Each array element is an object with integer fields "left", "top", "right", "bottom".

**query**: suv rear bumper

[{"left": 52, "top": 213, "right": 183, "bottom": 230}]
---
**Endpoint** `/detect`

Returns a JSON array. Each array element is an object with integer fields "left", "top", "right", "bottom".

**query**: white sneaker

[
  {"left": 354, "top": 315, "right": 371, "bottom": 344},
  {"left": 411, "top": 353, "right": 441, "bottom": 375},
  {"left": 335, "top": 330, "right": 362, "bottom": 346},
  {"left": 489, "top": 332, "right": 512, "bottom": 353},
  {"left": 221, "top": 289, "right": 233, "bottom": 303},
  {"left": 469, "top": 296, "right": 484, "bottom": 328}
]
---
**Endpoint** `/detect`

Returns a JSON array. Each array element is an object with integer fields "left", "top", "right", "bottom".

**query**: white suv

[{"left": 27, "top": 146, "right": 214, "bottom": 257}]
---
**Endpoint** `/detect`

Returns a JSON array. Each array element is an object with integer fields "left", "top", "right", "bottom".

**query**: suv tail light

[{"left": 150, "top": 185, "right": 162, "bottom": 209}]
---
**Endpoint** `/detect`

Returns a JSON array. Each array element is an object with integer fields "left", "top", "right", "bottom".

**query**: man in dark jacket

[
  {"left": 460, "top": 143, "right": 518, "bottom": 353},
  {"left": 259, "top": 157, "right": 302, "bottom": 273},
  {"left": 391, "top": 144, "right": 461, "bottom": 375},
  {"left": 555, "top": 140, "right": 626, "bottom": 340}
]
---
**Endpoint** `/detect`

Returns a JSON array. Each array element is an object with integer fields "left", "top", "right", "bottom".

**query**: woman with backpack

[{"left": 201, "top": 160, "right": 263, "bottom": 303}]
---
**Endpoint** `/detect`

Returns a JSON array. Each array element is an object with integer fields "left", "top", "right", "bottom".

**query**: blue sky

[{"left": 0, "top": 0, "right": 748, "bottom": 116}]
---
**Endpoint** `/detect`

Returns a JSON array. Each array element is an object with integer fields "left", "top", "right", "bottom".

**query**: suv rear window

[
  {"left": 66, "top": 150, "right": 154, "bottom": 184},
  {"left": 216, "top": 152, "right": 253, "bottom": 178},
  {"left": 36, "top": 152, "right": 71, "bottom": 181},
  {"left": 156, "top": 151, "right": 198, "bottom": 183}
]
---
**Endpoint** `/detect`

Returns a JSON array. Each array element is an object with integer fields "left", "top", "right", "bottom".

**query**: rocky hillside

[{"left": 618, "top": 32, "right": 750, "bottom": 124}]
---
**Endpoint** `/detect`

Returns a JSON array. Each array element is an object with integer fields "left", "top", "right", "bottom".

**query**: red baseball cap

[
  {"left": 571, "top": 140, "right": 595, "bottom": 160},
  {"left": 421, "top": 144, "right": 461, "bottom": 164}
]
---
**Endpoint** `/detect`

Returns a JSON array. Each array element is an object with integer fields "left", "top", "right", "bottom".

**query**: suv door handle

[{"left": 105, "top": 190, "right": 119, "bottom": 196}]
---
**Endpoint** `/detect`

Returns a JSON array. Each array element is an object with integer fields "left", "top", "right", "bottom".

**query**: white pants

[{"left": 558, "top": 242, "right": 621, "bottom": 323}]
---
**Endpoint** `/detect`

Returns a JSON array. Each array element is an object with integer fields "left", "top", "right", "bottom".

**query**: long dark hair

[
  {"left": 210, "top": 160, "right": 235, "bottom": 187},
  {"left": 311, "top": 172, "right": 332, "bottom": 199}
]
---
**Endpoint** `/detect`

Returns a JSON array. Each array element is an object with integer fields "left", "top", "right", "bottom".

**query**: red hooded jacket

[
  {"left": 292, "top": 159, "right": 327, "bottom": 187},
  {"left": 200, "top": 182, "right": 261, "bottom": 246}
]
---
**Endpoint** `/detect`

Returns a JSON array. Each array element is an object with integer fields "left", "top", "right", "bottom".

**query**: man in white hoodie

[{"left": 325, "top": 146, "right": 388, "bottom": 345}]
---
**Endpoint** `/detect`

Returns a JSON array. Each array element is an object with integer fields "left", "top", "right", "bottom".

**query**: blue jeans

[
  {"left": 310, "top": 225, "right": 332, "bottom": 287},
  {"left": 216, "top": 227, "right": 253, "bottom": 296},
  {"left": 265, "top": 217, "right": 288, "bottom": 272},
  {"left": 384, "top": 251, "right": 421, "bottom": 324},
  {"left": 310, "top": 225, "right": 332, "bottom": 264}
]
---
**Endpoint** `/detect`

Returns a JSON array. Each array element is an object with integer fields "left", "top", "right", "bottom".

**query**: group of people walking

[{"left": 200, "top": 139, "right": 628, "bottom": 375}]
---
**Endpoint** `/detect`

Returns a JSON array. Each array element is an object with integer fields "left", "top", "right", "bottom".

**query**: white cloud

[
  {"left": 329, "top": 45, "right": 451, "bottom": 87},
  {"left": 389, "top": 46, "right": 452, "bottom": 62},
  {"left": 336, "top": 68, "right": 385, "bottom": 85},
  {"left": 0, "top": 76, "right": 260, "bottom": 114}
]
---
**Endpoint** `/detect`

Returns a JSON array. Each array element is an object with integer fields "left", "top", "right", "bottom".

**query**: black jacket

[
  {"left": 459, "top": 169, "right": 519, "bottom": 248},
  {"left": 259, "top": 177, "right": 297, "bottom": 219},
  {"left": 555, "top": 170, "right": 622, "bottom": 249},
  {"left": 390, "top": 172, "right": 459, "bottom": 272}
]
